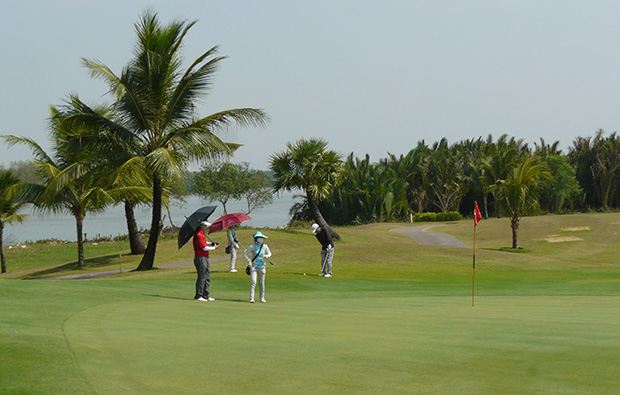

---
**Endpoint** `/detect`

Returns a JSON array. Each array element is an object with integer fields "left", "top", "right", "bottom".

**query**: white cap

[
  {"left": 311, "top": 223, "right": 319, "bottom": 233},
  {"left": 200, "top": 221, "right": 211, "bottom": 227}
]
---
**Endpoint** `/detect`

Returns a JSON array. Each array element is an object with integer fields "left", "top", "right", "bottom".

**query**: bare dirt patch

[
  {"left": 545, "top": 236, "right": 583, "bottom": 243},
  {"left": 560, "top": 226, "right": 591, "bottom": 232}
]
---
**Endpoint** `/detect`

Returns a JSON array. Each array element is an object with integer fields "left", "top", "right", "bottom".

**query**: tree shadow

[{"left": 23, "top": 253, "right": 133, "bottom": 279}]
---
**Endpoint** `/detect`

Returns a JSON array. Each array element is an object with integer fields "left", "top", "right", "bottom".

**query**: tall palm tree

[
  {"left": 499, "top": 156, "right": 550, "bottom": 249},
  {"left": 270, "top": 138, "right": 344, "bottom": 239},
  {"left": 0, "top": 170, "right": 29, "bottom": 273},
  {"left": 60, "top": 11, "right": 269, "bottom": 270}
]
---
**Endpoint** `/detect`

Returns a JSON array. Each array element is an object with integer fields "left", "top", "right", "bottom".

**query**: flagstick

[{"left": 472, "top": 224, "right": 477, "bottom": 307}]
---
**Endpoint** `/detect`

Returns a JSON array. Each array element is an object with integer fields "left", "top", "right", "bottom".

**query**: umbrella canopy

[
  {"left": 208, "top": 212, "right": 253, "bottom": 234},
  {"left": 177, "top": 206, "right": 217, "bottom": 249}
]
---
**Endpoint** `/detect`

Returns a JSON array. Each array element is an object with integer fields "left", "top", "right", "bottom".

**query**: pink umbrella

[{"left": 208, "top": 212, "right": 253, "bottom": 234}]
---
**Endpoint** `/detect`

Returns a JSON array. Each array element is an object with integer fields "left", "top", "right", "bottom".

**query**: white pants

[
  {"left": 250, "top": 267, "right": 266, "bottom": 301},
  {"left": 229, "top": 247, "right": 238, "bottom": 270}
]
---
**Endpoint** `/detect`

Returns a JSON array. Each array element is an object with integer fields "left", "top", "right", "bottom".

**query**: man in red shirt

[{"left": 193, "top": 221, "right": 219, "bottom": 301}]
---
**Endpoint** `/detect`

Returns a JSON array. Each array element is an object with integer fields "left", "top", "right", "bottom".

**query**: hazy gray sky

[{"left": 2, "top": 0, "right": 620, "bottom": 170}]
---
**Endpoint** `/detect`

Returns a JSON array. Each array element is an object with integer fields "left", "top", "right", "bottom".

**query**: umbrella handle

[{"left": 205, "top": 234, "right": 219, "bottom": 246}]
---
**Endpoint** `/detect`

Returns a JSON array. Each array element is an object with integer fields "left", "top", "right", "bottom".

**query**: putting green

[{"left": 62, "top": 283, "right": 620, "bottom": 394}]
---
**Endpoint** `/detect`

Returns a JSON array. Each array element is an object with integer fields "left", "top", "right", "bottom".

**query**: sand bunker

[
  {"left": 560, "top": 226, "right": 591, "bottom": 232},
  {"left": 545, "top": 236, "right": 583, "bottom": 243}
]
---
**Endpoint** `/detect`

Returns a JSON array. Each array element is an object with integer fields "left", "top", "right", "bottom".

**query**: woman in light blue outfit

[{"left": 243, "top": 231, "right": 272, "bottom": 303}]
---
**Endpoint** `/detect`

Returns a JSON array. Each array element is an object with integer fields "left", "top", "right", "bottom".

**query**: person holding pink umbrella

[
  {"left": 208, "top": 212, "right": 253, "bottom": 273},
  {"left": 227, "top": 225, "right": 240, "bottom": 272}
]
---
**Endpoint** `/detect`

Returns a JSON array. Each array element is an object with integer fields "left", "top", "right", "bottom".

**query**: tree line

[{"left": 277, "top": 132, "right": 619, "bottom": 249}]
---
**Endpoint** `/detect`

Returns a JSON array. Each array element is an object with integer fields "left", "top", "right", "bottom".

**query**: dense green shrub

[{"left": 411, "top": 212, "right": 462, "bottom": 222}]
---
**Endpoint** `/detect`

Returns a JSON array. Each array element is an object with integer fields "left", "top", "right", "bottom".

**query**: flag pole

[
  {"left": 472, "top": 223, "right": 476, "bottom": 307},
  {"left": 472, "top": 201, "right": 481, "bottom": 307}
]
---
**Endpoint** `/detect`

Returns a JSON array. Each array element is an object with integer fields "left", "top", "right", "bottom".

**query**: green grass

[{"left": 2, "top": 213, "right": 620, "bottom": 393}]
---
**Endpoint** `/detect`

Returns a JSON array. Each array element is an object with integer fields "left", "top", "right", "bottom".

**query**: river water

[{"left": 4, "top": 191, "right": 302, "bottom": 244}]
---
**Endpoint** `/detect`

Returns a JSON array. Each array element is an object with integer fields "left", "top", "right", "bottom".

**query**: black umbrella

[{"left": 177, "top": 206, "right": 217, "bottom": 249}]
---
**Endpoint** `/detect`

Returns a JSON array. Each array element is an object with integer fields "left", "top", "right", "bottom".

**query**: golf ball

[{"left": 303, "top": 273, "right": 306, "bottom": 275}]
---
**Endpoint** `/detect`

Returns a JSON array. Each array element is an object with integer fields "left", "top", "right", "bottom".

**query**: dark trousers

[{"left": 194, "top": 256, "right": 210, "bottom": 299}]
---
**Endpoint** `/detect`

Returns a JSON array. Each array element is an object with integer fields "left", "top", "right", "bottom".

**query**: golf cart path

[
  {"left": 41, "top": 225, "right": 466, "bottom": 280},
  {"left": 390, "top": 225, "right": 468, "bottom": 248}
]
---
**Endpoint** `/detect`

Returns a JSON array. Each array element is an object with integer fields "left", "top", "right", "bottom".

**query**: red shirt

[{"left": 193, "top": 230, "right": 210, "bottom": 257}]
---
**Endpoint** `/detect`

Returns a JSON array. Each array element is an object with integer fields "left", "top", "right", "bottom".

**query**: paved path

[
  {"left": 390, "top": 225, "right": 468, "bottom": 248},
  {"left": 41, "top": 225, "right": 466, "bottom": 280}
]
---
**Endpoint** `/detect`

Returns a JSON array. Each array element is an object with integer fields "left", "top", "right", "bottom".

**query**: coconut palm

[
  {"left": 59, "top": 11, "right": 269, "bottom": 270},
  {"left": 418, "top": 138, "right": 468, "bottom": 212},
  {"left": 3, "top": 107, "right": 151, "bottom": 269},
  {"left": 499, "top": 156, "right": 551, "bottom": 249},
  {"left": 270, "top": 138, "right": 343, "bottom": 239},
  {"left": 0, "top": 170, "right": 29, "bottom": 273},
  {"left": 54, "top": 100, "right": 152, "bottom": 255}
]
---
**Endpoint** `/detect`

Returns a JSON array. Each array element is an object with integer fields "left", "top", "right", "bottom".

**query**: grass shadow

[
  {"left": 144, "top": 294, "right": 249, "bottom": 303},
  {"left": 23, "top": 253, "right": 135, "bottom": 279},
  {"left": 483, "top": 247, "right": 532, "bottom": 253}
]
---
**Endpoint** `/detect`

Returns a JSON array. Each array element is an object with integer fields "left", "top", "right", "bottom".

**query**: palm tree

[
  {"left": 3, "top": 107, "right": 151, "bottom": 269},
  {"left": 59, "top": 11, "right": 269, "bottom": 270},
  {"left": 55, "top": 102, "right": 153, "bottom": 255},
  {"left": 499, "top": 156, "right": 550, "bottom": 249},
  {"left": 481, "top": 134, "right": 523, "bottom": 218},
  {"left": 419, "top": 138, "right": 467, "bottom": 212},
  {"left": 270, "top": 138, "right": 344, "bottom": 239},
  {"left": 0, "top": 170, "right": 29, "bottom": 273}
]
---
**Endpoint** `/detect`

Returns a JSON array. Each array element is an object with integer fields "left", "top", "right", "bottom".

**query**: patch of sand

[
  {"left": 545, "top": 236, "right": 583, "bottom": 243},
  {"left": 560, "top": 226, "right": 591, "bottom": 231}
]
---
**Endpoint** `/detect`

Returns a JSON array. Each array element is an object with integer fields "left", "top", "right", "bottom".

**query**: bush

[{"left": 411, "top": 212, "right": 462, "bottom": 222}]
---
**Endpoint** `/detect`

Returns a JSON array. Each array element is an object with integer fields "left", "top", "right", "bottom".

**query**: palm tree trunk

[
  {"left": 0, "top": 223, "right": 6, "bottom": 273},
  {"left": 137, "top": 174, "right": 162, "bottom": 270},
  {"left": 124, "top": 201, "right": 146, "bottom": 254},
  {"left": 511, "top": 216, "right": 519, "bottom": 249},
  {"left": 76, "top": 215, "right": 85, "bottom": 268},
  {"left": 307, "top": 191, "right": 341, "bottom": 240},
  {"left": 483, "top": 193, "right": 489, "bottom": 219},
  {"left": 166, "top": 205, "right": 176, "bottom": 228}
]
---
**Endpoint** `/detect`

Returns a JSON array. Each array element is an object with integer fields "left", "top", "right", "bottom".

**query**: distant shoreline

[{"left": 4, "top": 192, "right": 299, "bottom": 245}]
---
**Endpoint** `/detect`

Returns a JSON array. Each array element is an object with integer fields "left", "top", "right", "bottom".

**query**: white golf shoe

[
  {"left": 325, "top": 274, "right": 332, "bottom": 278},
  {"left": 195, "top": 297, "right": 207, "bottom": 301}
]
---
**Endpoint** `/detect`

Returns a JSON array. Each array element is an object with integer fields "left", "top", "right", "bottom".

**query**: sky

[{"left": 2, "top": 0, "right": 620, "bottom": 171}]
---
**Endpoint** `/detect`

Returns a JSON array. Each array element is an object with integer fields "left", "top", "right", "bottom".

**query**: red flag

[{"left": 474, "top": 201, "right": 482, "bottom": 225}]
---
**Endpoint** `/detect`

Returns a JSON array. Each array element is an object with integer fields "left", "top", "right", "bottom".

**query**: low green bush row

[{"left": 411, "top": 211, "right": 462, "bottom": 222}]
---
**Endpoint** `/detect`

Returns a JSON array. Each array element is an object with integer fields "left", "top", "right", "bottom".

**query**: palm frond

[
  {"left": 81, "top": 58, "right": 127, "bottom": 99},
  {"left": 194, "top": 108, "right": 270, "bottom": 131},
  {"left": 143, "top": 147, "right": 187, "bottom": 178},
  {"left": 1, "top": 135, "right": 55, "bottom": 165}
]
